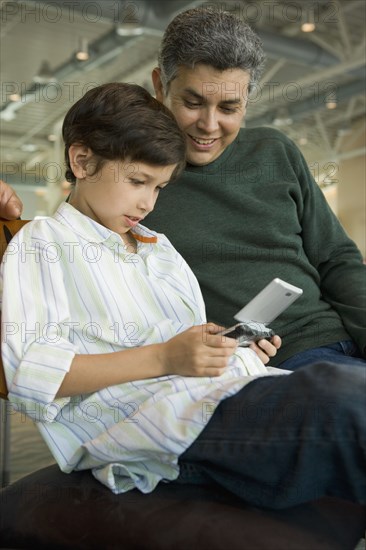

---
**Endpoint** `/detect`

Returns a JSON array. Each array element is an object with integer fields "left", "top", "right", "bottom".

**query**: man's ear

[
  {"left": 68, "top": 144, "right": 93, "bottom": 180},
  {"left": 152, "top": 67, "right": 166, "bottom": 103}
]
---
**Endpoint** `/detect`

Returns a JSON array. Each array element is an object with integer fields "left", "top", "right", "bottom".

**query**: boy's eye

[{"left": 130, "top": 179, "right": 145, "bottom": 185}]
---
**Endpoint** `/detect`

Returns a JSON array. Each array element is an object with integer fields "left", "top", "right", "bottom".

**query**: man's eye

[
  {"left": 184, "top": 100, "right": 200, "bottom": 108},
  {"left": 221, "top": 106, "right": 237, "bottom": 113},
  {"left": 130, "top": 179, "right": 144, "bottom": 185}
]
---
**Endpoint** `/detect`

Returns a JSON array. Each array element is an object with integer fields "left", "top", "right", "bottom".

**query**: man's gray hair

[{"left": 158, "top": 7, "right": 266, "bottom": 94}]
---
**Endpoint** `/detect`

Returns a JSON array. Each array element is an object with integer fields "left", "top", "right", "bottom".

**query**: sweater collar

[{"left": 184, "top": 130, "right": 241, "bottom": 173}]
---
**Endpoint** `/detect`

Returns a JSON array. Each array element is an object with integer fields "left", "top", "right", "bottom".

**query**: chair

[
  {"left": 0, "top": 218, "right": 365, "bottom": 549},
  {"left": 0, "top": 219, "right": 30, "bottom": 488}
]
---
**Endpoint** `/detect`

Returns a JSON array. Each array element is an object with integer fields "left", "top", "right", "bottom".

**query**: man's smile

[{"left": 188, "top": 134, "right": 218, "bottom": 147}]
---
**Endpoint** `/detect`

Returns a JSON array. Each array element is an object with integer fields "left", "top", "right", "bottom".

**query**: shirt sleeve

[
  {"left": 294, "top": 149, "right": 366, "bottom": 356},
  {"left": 0, "top": 224, "right": 79, "bottom": 422}
]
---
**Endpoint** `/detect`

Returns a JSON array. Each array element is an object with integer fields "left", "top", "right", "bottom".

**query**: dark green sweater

[{"left": 145, "top": 127, "right": 366, "bottom": 366}]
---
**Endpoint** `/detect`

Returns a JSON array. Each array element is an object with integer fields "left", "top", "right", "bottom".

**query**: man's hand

[
  {"left": 249, "top": 335, "right": 282, "bottom": 365},
  {"left": 160, "top": 323, "right": 238, "bottom": 377},
  {"left": 0, "top": 180, "right": 23, "bottom": 220}
]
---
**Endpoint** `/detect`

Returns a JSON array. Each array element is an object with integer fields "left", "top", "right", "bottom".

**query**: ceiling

[{"left": 1, "top": 0, "right": 365, "bottom": 191}]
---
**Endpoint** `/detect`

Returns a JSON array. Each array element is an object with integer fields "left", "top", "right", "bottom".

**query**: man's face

[{"left": 153, "top": 64, "right": 250, "bottom": 166}]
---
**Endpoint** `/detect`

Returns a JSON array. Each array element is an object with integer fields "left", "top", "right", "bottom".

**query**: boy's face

[
  {"left": 69, "top": 152, "right": 176, "bottom": 236},
  {"left": 153, "top": 64, "right": 250, "bottom": 166}
]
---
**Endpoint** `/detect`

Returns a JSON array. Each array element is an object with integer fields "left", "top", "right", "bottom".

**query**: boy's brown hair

[{"left": 62, "top": 82, "right": 186, "bottom": 183}]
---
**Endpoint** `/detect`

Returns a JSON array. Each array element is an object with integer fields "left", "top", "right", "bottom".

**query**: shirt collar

[{"left": 54, "top": 202, "right": 158, "bottom": 244}]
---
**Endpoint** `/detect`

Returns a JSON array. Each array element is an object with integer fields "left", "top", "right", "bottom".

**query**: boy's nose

[{"left": 138, "top": 193, "right": 155, "bottom": 213}]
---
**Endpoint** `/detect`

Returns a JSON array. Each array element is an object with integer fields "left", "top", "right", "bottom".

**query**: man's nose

[{"left": 196, "top": 108, "right": 219, "bottom": 133}]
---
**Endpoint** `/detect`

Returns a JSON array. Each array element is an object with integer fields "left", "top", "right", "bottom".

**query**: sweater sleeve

[{"left": 294, "top": 149, "right": 366, "bottom": 356}]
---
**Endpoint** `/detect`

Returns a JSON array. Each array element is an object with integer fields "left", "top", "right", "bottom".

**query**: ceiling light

[
  {"left": 326, "top": 101, "right": 337, "bottom": 110},
  {"left": 76, "top": 38, "right": 89, "bottom": 61},
  {"left": 301, "top": 7, "right": 316, "bottom": 32},
  {"left": 326, "top": 91, "right": 337, "bottom": 109},
  {"left": 301, "top": 22, "right": 315, "bottom": 32},
  {"left": 48, "top": 134, "right": 57, "bottom": 142},
  {"left": 115, "top": 24, "right": 143, "bottom": 36},
  {"left": 9, "top": 93, "right": 21, "bottom": 102},
  {"left": 298, "top": 137, "right": 308, "bottom": 146}
]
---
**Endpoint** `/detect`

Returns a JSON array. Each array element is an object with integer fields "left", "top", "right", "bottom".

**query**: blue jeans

[
  {"left": 175, "top": 361, "right": 366, "bottom": 509},
  {"left": 277, "top": 340, "right": 366, "bottom": 371}
]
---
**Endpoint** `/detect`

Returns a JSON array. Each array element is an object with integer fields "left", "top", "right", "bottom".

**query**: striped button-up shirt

[{"left": 1, "top": 202, "right": 282, "bottom": 494}]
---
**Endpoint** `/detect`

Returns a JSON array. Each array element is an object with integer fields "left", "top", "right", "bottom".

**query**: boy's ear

[
  {"left": 69, "top": 144, "right": 93, "bottom": 179},
  {"left": 152, "top": 67, "right": 166, "bottom": 103}
]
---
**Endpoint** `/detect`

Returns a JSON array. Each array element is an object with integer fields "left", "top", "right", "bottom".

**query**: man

[
  {"left": 145, "top": 7, "right": 366, "bottom": 370},
  {"left": 145, "top": 7, "right": 365, "bottom": 510}
]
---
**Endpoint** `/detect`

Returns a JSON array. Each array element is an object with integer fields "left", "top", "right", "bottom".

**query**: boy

[{"left": 1, "top": 83, "right": 275, "bottom": 495}]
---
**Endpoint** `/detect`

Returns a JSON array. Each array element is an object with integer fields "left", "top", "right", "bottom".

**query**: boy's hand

[
  {"left": 249, "top": 335, "right": 282, "bottom": 365},
  {"left": 0, "top": 180, "right": 23, "bottom": 220},
  {"left": 161, "top": 323, "right": 238, "bottom": 377}
]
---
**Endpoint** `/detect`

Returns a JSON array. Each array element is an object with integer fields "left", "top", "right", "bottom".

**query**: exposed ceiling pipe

[
  {"left": 32, "top": 0, "right": 342, "bottom": 67},
  {"left": 1, "top": 0, "right": 203, "bottom": 119},
  {"left": 0, "top": 28, "right": 139, "bottom": 120},
  {"left": 30, "top": 0, "right": 202, "bottom": 30},
  {"left": 246, "top": 77, "right": 366, "bottom": 127},
  {"left": 257, "top": 30, "right": 340, "bottom": 66},
  {"left": 1, "top": 0, "right": 363, "bottom": 122}
]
